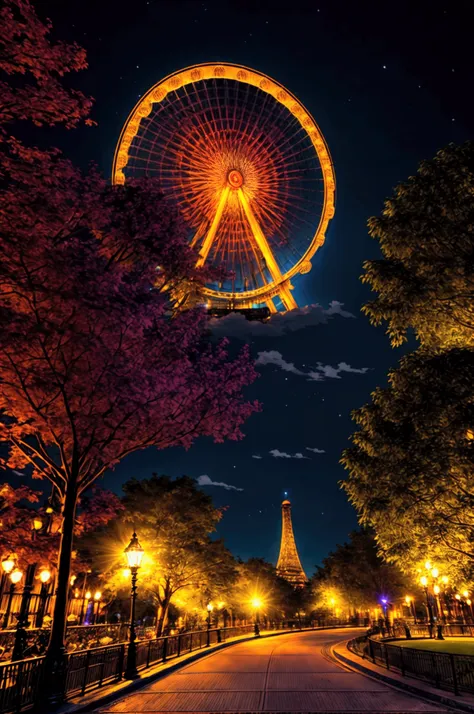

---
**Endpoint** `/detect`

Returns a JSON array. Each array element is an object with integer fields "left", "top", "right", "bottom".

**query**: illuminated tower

[{"left": 276, "top": 499, "right": 307, "bottom": 586}]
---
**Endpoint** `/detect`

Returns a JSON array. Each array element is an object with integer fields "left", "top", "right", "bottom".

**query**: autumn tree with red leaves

[{"left": 0, "top": 0, "right": 258, "bottom": 689}]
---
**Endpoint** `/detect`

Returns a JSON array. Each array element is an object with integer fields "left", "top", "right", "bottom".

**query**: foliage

[
  {"left": 230, "top": 557, "right": 295, "bottom": 620},
  {"left": 362, "top": 141, "right": 474, "bottom": 349},
  {"left": 341, "top": 349, "right": 474, "bottom": 582},
  {"left": 311, "top": 529, "right": 411, "bottom": 611},
  {"left": 82, "top": 475, "right": 238, "bottom": 635},
  {"left": 0, "top": 0, "right": 258, "bottom": 655},
  {"left": 0, "top": 0, "right": 92, "bottom": 133}
]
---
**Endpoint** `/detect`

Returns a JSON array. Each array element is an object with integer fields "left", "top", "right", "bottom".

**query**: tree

[
  {"left": 362, "top": 142, "right": 474, "bottom": 349},
  {"left": 341, "top": 349, "right": 474, "bottom": 582},
  {"left": 0, "top": 0, "right": 258, "bottom": 679},
  {"left": 230, "top": 558, "right": 294, "bottom": 621},
  {"left": 0, "top": 0, "right": 92, "bottom": 133},
  {"left": 312, "top": 529, "right": 411, "bottom": 614},
  {"left": 83, "top": 475, "right": 238, "bottom": 635}
]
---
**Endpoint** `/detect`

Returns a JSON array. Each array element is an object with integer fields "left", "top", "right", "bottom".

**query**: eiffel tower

[{"left": 276, "top": 499, "right": 307, "bottom": 586}]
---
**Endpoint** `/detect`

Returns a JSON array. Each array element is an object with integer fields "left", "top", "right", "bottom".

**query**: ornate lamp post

[
  {"left": 251, "top": 597, "right": 262, "bottom": 636},
  {"left": 36, "top": 569, "right": 52, "bottom": 628},
  {"left": 12, "top": 563, "right": 37, "bottom": 661},
  {"left": 420, "top": 575, "right": 435, "bottom": 635},
  {"left": 124, "top": 532, "right": 144, "bottom": 680},
  {"left": 4, "top": 568, "right": 22, "bottom": 630},
  {"left": 206, "top": 603, "right": 213, "bottom": 647},
  {"left": 93, "top": 591, "right": 102, "bottom": 624},
  {"left": 405, "top": 595, "right": 417, "bottom": 624}
]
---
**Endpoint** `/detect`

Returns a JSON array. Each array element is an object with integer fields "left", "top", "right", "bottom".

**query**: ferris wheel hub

[{"left": 227, "top": 169, "right": 244, "bottom": 189}]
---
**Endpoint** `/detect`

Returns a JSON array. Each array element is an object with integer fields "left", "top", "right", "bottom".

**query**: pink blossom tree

[{"left": 0, "top": 0, "right": 258, "bottom": 686}]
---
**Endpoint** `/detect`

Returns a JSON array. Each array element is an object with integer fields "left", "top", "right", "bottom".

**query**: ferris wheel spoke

[
  {"left": 196, "top": 186, "right": 230, "bottom": 268},
  {"left": 237, "top": 188, "right": 284, "bottom": 285}
]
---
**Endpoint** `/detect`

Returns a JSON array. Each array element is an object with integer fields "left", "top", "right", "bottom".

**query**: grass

[{"left": 395, "top": 637, "right": 474, "bottom": 655}]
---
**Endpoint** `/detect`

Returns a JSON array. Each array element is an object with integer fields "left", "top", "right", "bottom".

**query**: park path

[{"left": 97, "top": 628, "right": 455, "bottom": 712}]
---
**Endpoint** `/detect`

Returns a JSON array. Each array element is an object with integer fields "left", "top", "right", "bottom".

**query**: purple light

[{"left": 381, "top": 598, "right": 388, "bottom": 604}]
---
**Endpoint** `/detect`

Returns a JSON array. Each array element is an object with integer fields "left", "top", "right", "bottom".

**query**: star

[{"left": 382, "top": 65, "right": 387, "bottom": 69}]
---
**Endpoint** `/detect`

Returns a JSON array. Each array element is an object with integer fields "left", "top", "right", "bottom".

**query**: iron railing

[
  {"left": 348, "top": 634, "right": 474, "bottom": 696},
  {"left": 0, "top": 622, "right": 295, "bottom": 712}
]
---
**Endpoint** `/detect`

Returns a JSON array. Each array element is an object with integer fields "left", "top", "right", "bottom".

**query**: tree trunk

[
  {"left": 45, "top": 479, "right": 78, "bottom": 704},
  {"left": 156, "top": 597, "right": 171, "bottom": 637}
]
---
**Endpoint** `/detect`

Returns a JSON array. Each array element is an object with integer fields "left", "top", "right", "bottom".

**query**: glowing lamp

[
  {"left": 463, "top": 590, "right": 469, "bottom": 598},
  {"left": 206, "top": 603, "right": 214, "bottom": 612},
  {"left": 124, "top": 532, "right": 144, "bottom": 570},
  {"left": 10, "top": 569, "right": 22, "bottom": 584},
  {"left": 455, "top": 594, "right": 461, "bottom": 600},
  {"left": 45, "top": 506, "right": 54, "bottom": 515},
  {"left": 2, "top": 556, "right": 15, "bottom": 574},
  {"left": 468, "top": 599, "right": 472, "bottom": 606},
  {"left": 420, "top": 576, "right": 428, "bottom": 587},
  {"left": 39, "top": 569, "right": 51, "bottom": 584},
  {"left": 441, "top": 575, "right": 449, "bottom": 584},
  {"left": 70, "top": 575, "right": 77, "bottom": 586},
  {"left": 405, "top": 595, "right": 412, "bottom": 604},
  {"left": 433, "top": 585, "right": 440, "bottom": 595},
  {"left": 467, "top": 429, "right": 474, "bottom": 440},
  {"left": 85, "top": 591, "right": 91, "bottom": 600},
  {"left": 94, "top": 590, "right": 102, "bottom": 601},
  {"left": 217, "top": 601, "right": 225, "bottom": 609},
  {"left": 122, "top": 568, "right": 131, "bottom": 579},
  {"left": 431, "top": 567, "right": 439, "bottom": 578},
  {"left": 251, "top": 597, "right": 262, "bottom": 610},
  {"left": 424, "top": 561, "right": 432, "bottom": 571},
  {"left": 381, "top": 598, "right": 388, "bottom": 605},
  {"left": 32, "top": 517, "right": 43, "bottom": 531}
]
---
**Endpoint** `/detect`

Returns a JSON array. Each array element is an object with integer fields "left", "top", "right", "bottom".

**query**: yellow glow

[
  {"left": 196, "top": 186, "right": 230, "bottom": 268},
  {"left": 441, "top": 575, "right": 449, "bottom": 584},
  {"left": 70, "top": 575, "right": 76, "bottom": 585},
  {"left": 420, "top": 576, "right": 428, "bottom": 587},
  {"left": 431, "top": 568, "right": 439, "bottom": 578},
  {"left": 434, "top": 585, "right": 440, "bottom": 595},
  {"left": 124, "top": 532, "right": 145, "bottom": 569},
  {"left": 424, "top": 561, "right": 432, "bottom": 571},
  {"left": 39, "top": 570, "right": 51, "bottom": 584},
  {"left": 85, "top": 591, "right": 91, "bottom": 600},
  {"left": 32, "top": 517, "right": 43, "bottom": 531},
  {"left": 122, "top": 568, "right": 131, "bottom": 579},
  {"left": 206, "top": 603, "right": 214, "bottom": 612},
  {"left": 10, "top": 569, "right": 22, "bottom": 584},
  {"left": 217, "top": 601, "right": 225, "bottom": 610},
  {"left": 2, "top": 556, "right": 15, "bottom": 574},
  {"left": 468, "top": 599, "right": 472, "bottom": 606},
  {"left": 251, "top": 597, "right": 263, "bottom": 610},
  {"left": 455, "top": 594, "right": 461, "bottom": 600},
  {"left": 405, "top": 595, "right": 412, "bottom": 604},
  {"left": 94, "top": 591, "right": 102, "bottom": 601},
  {"left": 45, "top": 506, "right": 53, "bottom": 514},
  {"left": 463, "top": 590, "right": 469, "bottom": 598},
  {"left": 467, "top": 429, "right": 474, "bottom": 440}
]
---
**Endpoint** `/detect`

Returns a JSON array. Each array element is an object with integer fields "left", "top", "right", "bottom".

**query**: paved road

[{"left": 98, "top": 628, "right": 455, "bottom": 712}]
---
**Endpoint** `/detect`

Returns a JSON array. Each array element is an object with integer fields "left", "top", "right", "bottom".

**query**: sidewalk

[
  {"left": 59, "top": 626, "right": 326, "bottom": 714},
  {"left": 332, "top": 637, "right": 474, "bottom": 714}
]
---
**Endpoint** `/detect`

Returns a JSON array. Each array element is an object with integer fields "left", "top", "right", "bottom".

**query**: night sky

[{"left": 36, "top": 0, "right": 474, "bottom": 576}]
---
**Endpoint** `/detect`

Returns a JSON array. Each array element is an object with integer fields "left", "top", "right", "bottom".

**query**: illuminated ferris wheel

[{"left": 113, "top": 63, "right": 335, "bottom": 312}]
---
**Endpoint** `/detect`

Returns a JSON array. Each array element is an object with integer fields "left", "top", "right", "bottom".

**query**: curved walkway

[{"left": 97, "top": 628, "right": 454, "bottom": 712}]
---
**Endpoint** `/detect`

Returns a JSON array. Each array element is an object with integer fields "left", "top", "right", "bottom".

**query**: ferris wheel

[{"left": 113, "top": 63, "right": 335, "bottom": 312}]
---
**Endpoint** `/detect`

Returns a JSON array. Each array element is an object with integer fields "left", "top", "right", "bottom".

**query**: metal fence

[
  {"left": 0, "top": 622, "right": 292, "bottom": 712},
  {"left": 348, "top": 634, "right": 474, "bottom": 696}
]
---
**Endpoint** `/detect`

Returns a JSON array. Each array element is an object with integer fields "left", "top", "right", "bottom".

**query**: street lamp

[
  {"left": 124, "top": 532, "right": 144, "bottom": 679},
  {"left": 94, "top": 591, "right": 102, "bottom": 624},
  {"left": 3, "top": 567, "right": 22, "bottom": 630},
  {"left": 405, "top": 595, "right": 417, "bottom": 624},
  {"left": 251, "top": 597, "right": 262, "bottom": 636},
  {"left": 420, "top": 575, "right": 435, "bottom": 635},
  {"left": 36, "top": 569, "right": 52, "bottom": 628},
  {"left": 206, "top": 603, "right": 214, "bottom": 647}
]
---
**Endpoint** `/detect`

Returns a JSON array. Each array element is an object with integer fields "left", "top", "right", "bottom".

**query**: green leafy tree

[
  {"left": 362, "top": 141, "right": 474, "bottom": 349},
  {"left": 82, "top": 475, "right": 238, "bottom": 635},
  {"left": 342, "top": 350, "right": 474, "bottom": 582},
  {"left": 312, "top": 529, "right": 411, "bottom": 613}
]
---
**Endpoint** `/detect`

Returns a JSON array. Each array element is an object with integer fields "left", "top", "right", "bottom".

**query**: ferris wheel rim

[{"left": 112, "top": 62, "right": 336, "bottom": 303}]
